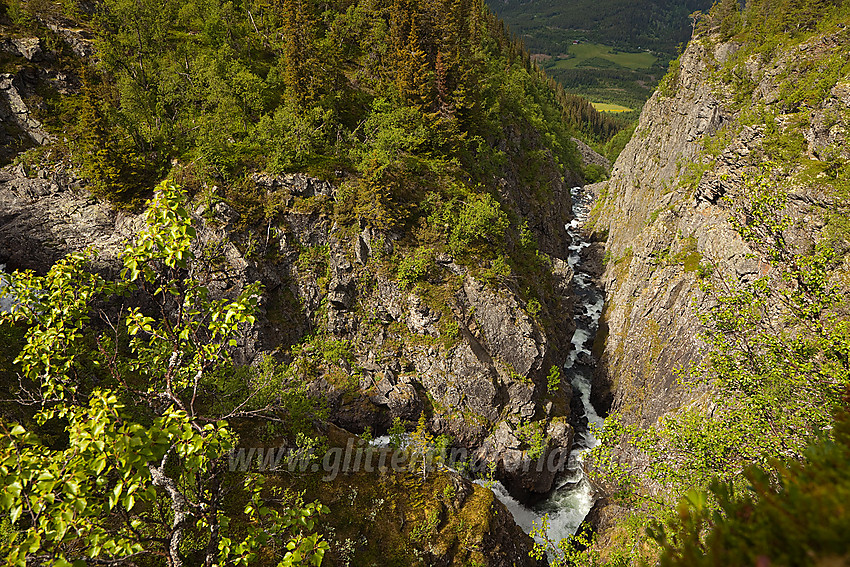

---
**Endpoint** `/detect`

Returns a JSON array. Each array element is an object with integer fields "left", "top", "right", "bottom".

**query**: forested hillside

[
  {"left": 488, "top": 0, "right": 709, "bottom": 53},
  {"left": 0, "top": 0, "right": 621, "bottom": 564},
  {"left": 2, "top": 0, "right": 625, "bottom": 194}
]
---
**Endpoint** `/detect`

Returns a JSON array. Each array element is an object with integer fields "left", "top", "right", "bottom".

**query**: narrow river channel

[{"left": 485, "top": 185, "right": 606, "bottom": 546}]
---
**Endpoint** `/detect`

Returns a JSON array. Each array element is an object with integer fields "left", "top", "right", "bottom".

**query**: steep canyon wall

[{"left": 589, "top": 19, "right": 850, "bottom": 546}]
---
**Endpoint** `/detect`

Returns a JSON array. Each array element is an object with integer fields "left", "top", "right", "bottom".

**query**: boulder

[{"left": 386, "top": 383, "right": 423, "bottom": 420}]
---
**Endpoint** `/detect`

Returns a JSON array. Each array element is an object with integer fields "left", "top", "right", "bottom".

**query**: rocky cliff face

[
  {"left": 590, "top": 39, "right": 747, "bottom": 425},
  {"left": 593, "top": 26, "right": 850, "bottom": 424},
  {"left": 0, "top": 160, "right": 573, "bottom": 561},
  {"left": 588, "top": 20, "right": 850, "bottom": 546},
  {"left": 1, "top": 147, "right": 584, "bottom": 506},
  {"left": 253, "top": 174, "right": 578, "bottom": 502}
]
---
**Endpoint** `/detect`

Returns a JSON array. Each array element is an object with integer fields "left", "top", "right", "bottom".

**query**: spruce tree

[{"left": 78, "top": 69, "right": 124, "bottom": 202}]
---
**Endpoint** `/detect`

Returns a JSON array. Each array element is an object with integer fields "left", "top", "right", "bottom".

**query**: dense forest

[
  {"left": 487, "top": 0, "right": 711, "bottom": 54},
  {"left": 2, "top": 0, "right": 624, "bottom": 202}
]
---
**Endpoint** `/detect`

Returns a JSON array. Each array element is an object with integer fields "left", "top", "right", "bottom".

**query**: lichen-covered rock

[
  {"left": 386, "top": 383, "right": 423, "bottom": 420},
  {"left": 46, "top": 23, "right": 96, "bottom": 58},
  {"left": 11, "top": 38, "right": 44, "bottom": 61},
  {"left": 461, "top": 276, "right": 545, "bottom": 378},
  {"left": 592, "top": 36, "right": 758, "bottom": 426},
  {"left": 252, "top": 172, "right": 334, "bottom": 197},
  {"left": 476, "top": 418, "right": 574, "bottom": 502},
  {"left": 594, "top": 27, "right": 850, "bottom": 427}
]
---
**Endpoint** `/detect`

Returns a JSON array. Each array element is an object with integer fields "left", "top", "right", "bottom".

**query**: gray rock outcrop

[
  {"left": 572, "top": 137, "right": 611, "bottom": 171},
  {"left": 1, "top": 73, "right": 53, "bottom": 160}
]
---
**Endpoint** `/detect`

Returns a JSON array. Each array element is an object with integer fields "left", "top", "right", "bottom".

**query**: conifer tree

[
  {"left": 394, "top": 14, "right": 433, "bottom": 108},
  {"left": 276, "top": 0, "right": 320, "bottom": 103},
  {"left": 78, "top": 69, "right": 124, "bottom": 202},
  {"left": 712, "top": 0, "right": 739, "bottom": 37}
]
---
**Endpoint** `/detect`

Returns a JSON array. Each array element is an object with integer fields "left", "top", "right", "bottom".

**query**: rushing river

[{"left": 483, "top": 185, "right": 606, "bottom": 546}]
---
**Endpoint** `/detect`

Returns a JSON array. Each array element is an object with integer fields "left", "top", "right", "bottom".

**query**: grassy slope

[{"left": 543, "top": 44, "right": 657, "bottom": 71}]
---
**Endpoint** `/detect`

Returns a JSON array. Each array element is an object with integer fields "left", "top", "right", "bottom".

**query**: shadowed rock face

[
  {"left": 0, "top": 164, "right": 135, "bottom": 272},
  {"left": 0, "top": 29, "right": 86, "bottom": 165},
  {"left": 594, "top": 29, "right": 850, "bottom": 427},
  {"left": 0, "top": 72, "right": 52, "bottom": 164}
]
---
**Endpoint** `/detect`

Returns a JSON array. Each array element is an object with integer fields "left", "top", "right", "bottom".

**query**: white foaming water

[
  {"left": 368, "top": 435, "right": 393, "bottom": 448},
  {"left": 585, "top": 293, "right": 605, "bottom": 321},
  {"left": 478, "top": 471, "right": 597, "bottom": 546},
  {"left": 0, "top": 266, "right": 14, "bottom": 313},
  {"left": 571, "top": 328, "right": 592, "bottom": 350},
  {"left": 480, "top": 186, "right": 606, "bottom": 550},
  {"left": 532, "top": 474, "right": 596, "bottom": 539},
  {"left": 573, "top": 373, "right": 605, "bottom": 433},
  {"left": 474, "top": 477, "right": 596, "bottom": 541}
]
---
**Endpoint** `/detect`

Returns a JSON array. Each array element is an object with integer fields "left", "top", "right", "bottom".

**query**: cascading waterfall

[{"left": 484, "top": 185, "right": 606, "bottom": 545}]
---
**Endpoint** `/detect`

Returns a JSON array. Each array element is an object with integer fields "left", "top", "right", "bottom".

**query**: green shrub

[
  {"left": 440, "top": 318, "right": 460, "bottom": 343},
  {"left": 397, "top": 247, "right": 434, "bottom": 289},
  {"left": 653, "top": 410, "right": 850, "bottom": 567},
  {"left": 481, "top": 255, "right": 512, "bottom": 283},
  {"left": 657, "top": 55, "right": 681, "bottom": 98},
  {"left": 583, "top": 163, "right": 608, "bottom": 183},
  {"left": 257, "top": 102, "right": 334, "bottom": 172},
  {"left": 675, "top": 237, "right": 702, "bottom": 272},
  {"left": 547, "top": 365, "right": 562, "bottom": 394},
  {"left": 449, "top": 193, "right": 509, "bottom": 256},
  {"left": 389, "top": 417, "right": 406, "bottom": 449},
  {"left": 604, "top": 122, "right": 637, "bottom": 162},
  {"left": 518, "top": 421, "right": 548, "bottom": 460}
]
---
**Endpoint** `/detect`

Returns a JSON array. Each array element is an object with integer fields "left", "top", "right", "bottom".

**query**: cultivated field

[
  {"left": 546, "top": 43, "right": 657, "bottom": 70},
  {"left": 591, "top": 102, "right": 634, "bottom": 112}
]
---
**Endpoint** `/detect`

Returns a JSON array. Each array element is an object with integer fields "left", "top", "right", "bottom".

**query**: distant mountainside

[
  {"left": 487, "top": 0, "right": 711, "bottom": 54},
  {"left": 487, "top": 0, "right": 713, "bottom": 110}
]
